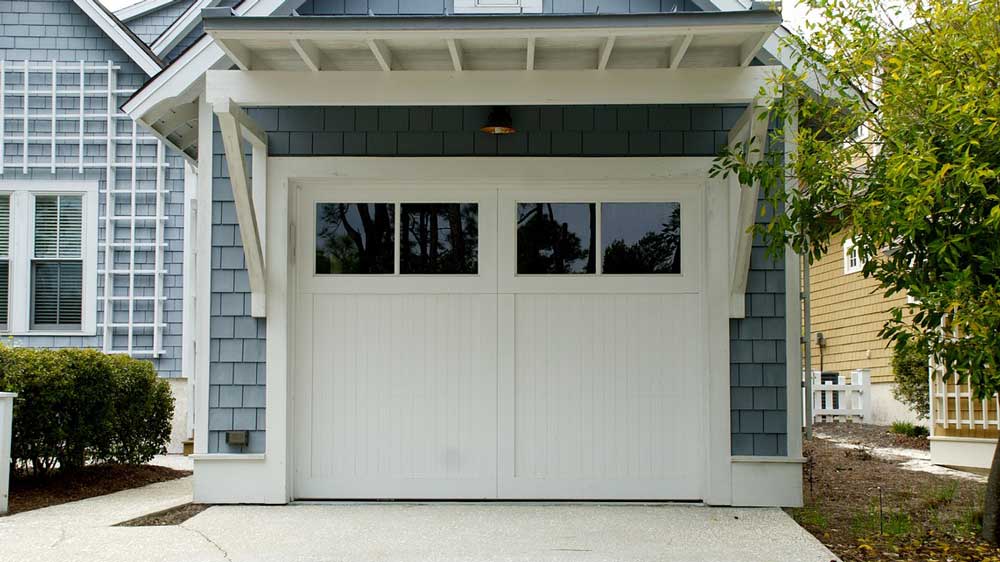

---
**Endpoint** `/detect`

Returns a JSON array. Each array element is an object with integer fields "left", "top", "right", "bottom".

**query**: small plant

[
  {"left": 793, "top": 504, "right": 829, "bottom": 531},
  {"left": 890, "top": 421, "right": 929, "bottom": 438},
  {"left": 891, "top": 340, "right": 930, "bottom": 420},
  {"left": 851, "top": 499, "right": 912, "bottom": 539},
  {"left": 924, "top": 481, "right": 959, "bottom": 510}
]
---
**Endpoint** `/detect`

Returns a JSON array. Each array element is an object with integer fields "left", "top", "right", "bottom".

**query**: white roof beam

[
  {"left": 154, "top": 101, "right": 198, "bottom": 136},
  {"left": 597, "top": 35, "right": 616, "bottom": 70},
  {"left": 740, "top": 32, "right": 770, "bottom": 67},
  {"left": 367, "top": 39, "right": 394, "bottom": 71},
  {"left": 670, "top": 33, "right": 694, "bottom": 69},
  {"left": 526, "top": 37, "right": 536, "bottom": 71},
  {"left": 290, "top": 39, "right": 323, "bottom": 72},
  {"left": 217, "top": 38, "right": 254, "bottom": 71},
  {"left": 206, "top": 67, "right": 778, "bottom": 107},
  {"left": 446, "top": 39, "right": 464, "bottom": 72},
  {"left": 213, "top": 99, "right": 267, "bottom": 317}
]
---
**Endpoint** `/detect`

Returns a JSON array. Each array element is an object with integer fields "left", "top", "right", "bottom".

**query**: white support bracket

[
  {"left": 213, "top": 99, "right": 268, "bottom": 318},
  {"left": 728, "top": 99, "right": 769, "bottom": 318}
]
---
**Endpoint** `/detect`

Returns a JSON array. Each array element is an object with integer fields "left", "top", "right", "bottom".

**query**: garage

[{"left": 291, "top": 161, "right": 708, "bottom": 500}]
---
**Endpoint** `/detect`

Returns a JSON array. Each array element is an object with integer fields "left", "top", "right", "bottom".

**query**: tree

[{"left": 711, "top": 0, "right": 1000, "bottom": 542}]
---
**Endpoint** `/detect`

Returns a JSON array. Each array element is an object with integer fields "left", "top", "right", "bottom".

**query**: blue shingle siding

[
  {"left": 0, "top": 0, "right": 187, "bottom": 379},
  {"left": 208, "top": 103, "right": 788, "bottom": 456},
  {"left": 297, "top": 0, "right": 700, "bottom": 13},
  {"left": 123, "top": 0, "right": 196, "bottom": 45}
]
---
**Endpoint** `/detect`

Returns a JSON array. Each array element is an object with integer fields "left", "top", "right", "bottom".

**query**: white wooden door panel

[
  {"left": 294, "top": 292, "right": 498, "bottom": 499},
  {"left": 498, "top": 293, "right": 704, "bottom": 499}
]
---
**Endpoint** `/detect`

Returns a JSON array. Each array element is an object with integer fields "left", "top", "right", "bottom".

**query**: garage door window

[
  {"left": 401, "top": 203, "right": 478, "bottom": 274},
  {"left": 516, "top": 203, "right": 596, "bottom": 274},
  {"left": 315, "top": 203, "right": 395, "bottom": 274},
  {"left": 601, "top": 202, "right": 681, "bottom": 274},
  {"left": 517, "top": 201, "right": 680, "bottom": 275}
]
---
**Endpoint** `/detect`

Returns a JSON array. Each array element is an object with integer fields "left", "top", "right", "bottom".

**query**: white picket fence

[
  {"left": 809, "top": 369, "right": 872, "bottom": 423},
  {"left": 0, "top": 392, "right": 15, "bottom": 515}
]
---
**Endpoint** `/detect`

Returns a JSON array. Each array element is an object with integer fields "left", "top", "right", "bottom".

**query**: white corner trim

[
  {"left": 115, "top": 0, "right": 186, "bottom": 22},
  {"left": 731, "top": 457, "right": 803, "bottom": 507},
  {"left": 193, "top": 97, "right": 214, "bottom": 455},
  {"left": 71, "top": 0, "right": 163, "bottom": 77},
  {"left": 151, "top": 0, "right": 225, "bottom": 57},
  {"left": 783, "top": 98, "right": 803, "bottom": 461}
]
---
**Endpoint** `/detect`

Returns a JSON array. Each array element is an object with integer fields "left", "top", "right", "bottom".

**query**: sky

[{"left": 99, "top": 0, "right": 816, "bottom": 31}]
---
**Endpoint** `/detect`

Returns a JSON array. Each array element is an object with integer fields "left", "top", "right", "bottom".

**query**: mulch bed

[
  {"left": 813, "top": 421, "right": 930, "bottom": 451},
  {"left": 790, "top": 429, "right": 1000, "bottom": 561},
  {"left": 4, "top": 464, "right": 191, "bottom": 516},
  {"left": 116, "top": 502, "right": 210, "bottom": 527}
]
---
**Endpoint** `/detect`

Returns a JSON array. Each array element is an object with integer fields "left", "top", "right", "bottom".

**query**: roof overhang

[{"left": 139, "top": 9, "right": 779, "bottom": 159}]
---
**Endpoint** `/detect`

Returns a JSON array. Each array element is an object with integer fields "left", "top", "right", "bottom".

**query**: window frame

[
  {"left": 843, "top": 238, "right": 864, "bottom": 275},
  {"left": 0, "top": 181, "right": 98, "bottom": 336}
]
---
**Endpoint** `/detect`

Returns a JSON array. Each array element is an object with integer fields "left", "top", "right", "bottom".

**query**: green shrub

[
  {"left": 0, "top": 346, "right": 173, "bottom": 474},
  {"left": 890, "top": 421, "right": 930, "bottom": 438},
  {"left": 891, "top": 338, "right": 930, "bottom": 420}
]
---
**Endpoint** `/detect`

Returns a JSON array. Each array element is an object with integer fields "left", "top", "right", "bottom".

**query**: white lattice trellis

[{"left": 0, "top": 60, "right": 168, "bottom": 357}]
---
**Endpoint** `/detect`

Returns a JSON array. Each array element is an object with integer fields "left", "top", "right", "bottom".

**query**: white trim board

[
  {"left": 116, "top": 0, "right": 189, "bottom": 22},
  {"left": 71, "top": 0, "right": 164, "bottom": 77},
  {"left": 151, "top": 0, "right": 225, "bottom": 57}
]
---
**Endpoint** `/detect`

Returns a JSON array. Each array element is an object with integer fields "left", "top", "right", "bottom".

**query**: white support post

[
  {"left": 214, "top": 99, "right": 267, "bottom": 317},
  {"left": 727, "top": 99, "right": 769, "bottom": 318},
  {"left": 0, "top": 392, "right": 15, "bottom": 515}
]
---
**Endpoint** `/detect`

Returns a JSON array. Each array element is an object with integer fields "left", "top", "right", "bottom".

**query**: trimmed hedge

[{"left": 0, "top": 346, "right": 173, "bottom": 475}]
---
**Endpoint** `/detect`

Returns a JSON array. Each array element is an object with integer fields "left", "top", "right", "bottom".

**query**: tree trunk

[{"left": 982, "top": 440, "right": 1000, "bottom": 543}]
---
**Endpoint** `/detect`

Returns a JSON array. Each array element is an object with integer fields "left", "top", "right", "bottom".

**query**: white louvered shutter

[{"left": 32, "top": 195, "right": 83, "bottom": 328}]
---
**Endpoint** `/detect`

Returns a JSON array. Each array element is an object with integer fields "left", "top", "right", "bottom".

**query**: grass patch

[
  {"left": 851, "top": 500, "right": 913, "bottom": 539},
  {"left": 890, "top": 421, "right": 929, "bottom": 438},
  {"left": 791, "top": 504, "right": 829, "bottom": 531}
]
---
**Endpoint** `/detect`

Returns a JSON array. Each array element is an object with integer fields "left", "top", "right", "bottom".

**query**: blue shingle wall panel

[
  {"left": 208, "top": 103, "right": 788, "bottom": 456},
  {"left": 1, "top": 0, "right": 188, "bottom": 379}
]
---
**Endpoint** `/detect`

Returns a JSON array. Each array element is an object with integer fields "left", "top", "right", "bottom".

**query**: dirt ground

[
  {"left": 791, "top": 424, "right": 1000, "bottom": 561},
  {"left": 813, "top": 421, "right": 930, "bottom": 451},
  {"left": 116, "top": 502, "right": 210, "bottom": 527},
  {"left": 4, "top": 464, "right": 191, "bottom": 516}
]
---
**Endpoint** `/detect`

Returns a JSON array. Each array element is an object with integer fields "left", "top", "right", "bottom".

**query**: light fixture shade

[{"left": 481, "top": 106, "right": 516, "bottom": 134}]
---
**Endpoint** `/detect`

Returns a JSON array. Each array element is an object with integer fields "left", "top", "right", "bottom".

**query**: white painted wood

[
  {"left": 151, "top": 0, "right": 224, "bottom": 57},
  {"left": 728, "top": 101, "right": 768, "bottom": 318},
  {"left": 526, "top": 37, "right": 535, "bottom": 70},
  {"left": 670, "top": 34, "right": 693, "bottom": 69},
  {"left": 217, "top": 39, "right": 254, "bottom": 71},
  {"left": 70, "top": 0, "right": 162, "bottom": 76},
  {"left": 205, "top": 67, "right": 779, "bottom": 107},
  {"left": 453, "top": 0, "right": 543, "bottom": 13},
  {"left": 367, "top": 39, "right": 394, "bottom": 71},
  {"left": 115, "top": 0, "right": 184, "bottom": 21},
  {"left": 194, "top": 97, "right": 214, "bottom": 455},
  {"left": 182, "top": 163, "right": 198, "bottom": 441},
  {"left": 446, "top": 39, "right": 464, "bottom": 72},
  {"left": 284, "top": 158, "right": 717, "bottom": 501},
  {"left": 783, "top": 97, "right": 803, "bottom": 460},
  {"left": 290, "top": 39, "right": 323, "bottom": 72},
  {"left": 598, "top": 35, "right": 616, "bottom": 70},
  {"left": 0, "top": 392, "right": 15, "bottom": 515},
  {"left": 739, "top": 32, "right": 770, "bottom": 67},
  {"left": 214, "top": 100, "right": 267, "bottom": 316}
]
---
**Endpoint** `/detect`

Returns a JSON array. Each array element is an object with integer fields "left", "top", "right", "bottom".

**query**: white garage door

[{"left": 293, "top": 180, "right": 706, "bottom": 500}]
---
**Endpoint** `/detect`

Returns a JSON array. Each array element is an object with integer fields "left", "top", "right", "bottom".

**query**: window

[
  {"left": 401, "top": 203, "right": 478, "bottom": 274},
  {"left": 315, "top": 201, "right": 479, "bottom": 275},
  {"left": 32, "top": 195, "right": 83, "bottom": 329},
  {"left": 0, "top": 182, "right": 96, "bottom": 334},
  {"left": 843, "top": 239, "right": 864, "bottom": 274},
  {"left": 453, "top": 0, "right": 542, "bottom": 13},
  {"left": 517, "top": 201, "right": 682, "bottom": 275}
]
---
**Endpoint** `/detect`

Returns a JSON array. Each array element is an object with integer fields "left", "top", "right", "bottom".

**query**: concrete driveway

[{"left": 0, "top": 478, "right": 837, "bottom": 562}]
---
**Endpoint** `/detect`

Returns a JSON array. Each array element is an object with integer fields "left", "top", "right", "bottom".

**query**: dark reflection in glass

[
  {"left": 517, "top": 203, "right": 596, "bottom": 274},
  {"left": 401, "top": 203, "right": 478, "bottom": 274},
  {"left": 315, "top": 203, "right": 394, "bottom": 274},
  {"left": 601, "top": 202, "right": 681, "bottom": 274}
]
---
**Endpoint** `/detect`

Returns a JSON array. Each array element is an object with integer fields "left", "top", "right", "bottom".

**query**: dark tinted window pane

[
  {"left": 601, "top": 202, "right": 681, "bottom": 274},
  {"left": 31, "top": 261, "right": 82, "bottom": 328},
  {"left": 401, "top": 203, "right": 478, "bottom": 274},
  {"left": 517, "top": 203, "right": 596, "bottom": 274},
  {"left": 315, "top": 203, "right": 395, "bottom": 274}
]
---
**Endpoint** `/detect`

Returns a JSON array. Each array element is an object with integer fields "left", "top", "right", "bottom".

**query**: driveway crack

[{"left": 185, "top": 526, "right": 233, "bottom": 562}]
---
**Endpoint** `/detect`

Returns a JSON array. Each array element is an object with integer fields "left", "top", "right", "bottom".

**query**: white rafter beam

[
  {"left": 290, "top": 39, "right": 323, "bottom": 72},
  {"left": 446, "top": 39, "right": 464, "bottom": 71},
  {"left": 216, "top": 38, "right": 253, "bottom": 71},
  {"left": 367, "top": 39, "right": 393, "bottom": 71},
  {"left": 728, "top": 100, "right": 770, "bottom": 318},
  {"left": 213, "top": 98, "right": 267, "bottom": 317},
  {"left": 597, "top": 35, "right": 616, "bottom": 70},
  {"left": 670, "top": 33, "right": 694, "bottom": 69},
  {"left": 206, "top": 67, "right": 778, "bottom": 107},
  {"left": 154, "top": 101, "right": 198, "bottom": 136},
  {"left": 740, "top": 32, "right": 770, "bottom": 67},
  {"left": 526, "top": 37, "right": 536, "bottom": 70}
]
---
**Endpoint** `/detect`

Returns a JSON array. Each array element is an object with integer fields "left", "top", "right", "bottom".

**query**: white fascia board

[
  {"left": 151, "top": 0, "right": 225, "bottom": 57},
  {"left": 123, "top": 0, "right": 301, "bottom": 123},
  {"left": 72, "top": 0, "right": 163, "bottom": 77},
  {"left": 116, "top": 0, "right": 187, "bottom": 22}
]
